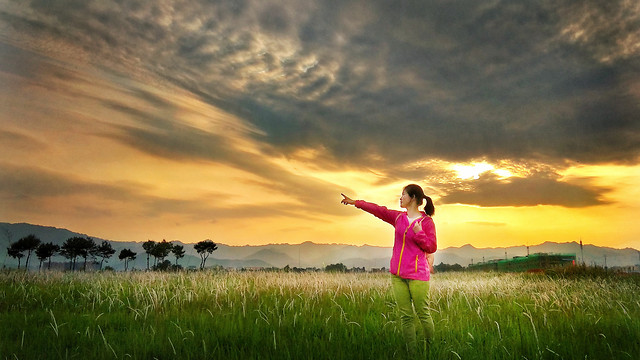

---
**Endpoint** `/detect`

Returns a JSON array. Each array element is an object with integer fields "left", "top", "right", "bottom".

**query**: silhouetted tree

[
  {"left": 151, "top": 239, "right": 173, "bottom": 266},
  {"left": 142, "top": 240, "right": 156, "bottom": 270},
  {"left": 119, "top": 248, "right": 136, "bottom": 271},
  {"left": 154, "top": 260, "right": 173, "bottom": 271},
  {"left": 325, "top": 263, "right": 347, "bottom": 272},
  {"left": 92, "top": 241, "right": 116, "bottom": 270},
  {"left": 60, "top": 237, "right": 80, "bottom": 271},
  {"left": 15, "top": 234, "right": 41, "bottom": 270},
  {"left": 434, "top": 262, "right": 464, "bottom": 272},
  {"left": 7, "top": 243, "right": 24, "bottom": 269},
  {"left": 36, "top": 242, "right": 60, "bottom": 270},
  {"left": 81, "top": 237, "right": 97, "bottom": 271},
  {"left": 194, "top": 239, "right": 218, "bottom": 270},
  {"left": 61, "top": 236, "right": 95, "bottom": 271},
  {"left": 171, "top": 244, "right": 185, "bottom": 266}
]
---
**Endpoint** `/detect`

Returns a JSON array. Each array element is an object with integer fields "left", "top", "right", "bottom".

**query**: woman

[{"left": 341, "top": 184, "right": 436, "bottom": 355}]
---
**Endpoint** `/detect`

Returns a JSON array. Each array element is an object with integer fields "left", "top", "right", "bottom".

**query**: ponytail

[
  {"left": 424, "top": 196, "right": 435, "bottom": 216},
  {"left": 403, "top": 183, "right": 435, "bottom": 216}
]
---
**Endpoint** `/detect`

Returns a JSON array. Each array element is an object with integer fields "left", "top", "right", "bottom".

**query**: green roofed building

[{"left": 468, "top": 253, "right": 577, "bottom": 272}]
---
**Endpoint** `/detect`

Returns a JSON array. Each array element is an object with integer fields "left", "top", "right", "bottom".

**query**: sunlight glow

[{"left": 451, "top": 162, "right": 513, "bottom": 180}]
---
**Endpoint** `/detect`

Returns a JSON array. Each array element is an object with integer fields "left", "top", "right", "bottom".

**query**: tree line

[
  {"left": 6, "top": 235, "right": 467, "bottom": 273},
  {"left": 6, "top": 235, "right": 219, "bottom": 271}
]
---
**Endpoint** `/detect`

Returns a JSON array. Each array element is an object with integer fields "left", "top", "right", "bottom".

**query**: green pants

[{"left": 391, "top": 274, "right": 435, "bottom": 355}]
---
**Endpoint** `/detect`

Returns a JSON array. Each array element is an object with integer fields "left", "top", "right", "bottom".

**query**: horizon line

[{"left": 2, "top": 221, "right": 638, "bottom": 251}]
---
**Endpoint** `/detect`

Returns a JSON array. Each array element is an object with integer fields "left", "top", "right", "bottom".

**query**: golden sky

[{"left": 1, "top": 0, "right": 639, "bottom": 250}]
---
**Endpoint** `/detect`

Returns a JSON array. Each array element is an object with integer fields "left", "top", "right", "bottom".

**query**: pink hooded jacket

[{"left": 355, "top": 200, "right": 437, "bottom": 281}]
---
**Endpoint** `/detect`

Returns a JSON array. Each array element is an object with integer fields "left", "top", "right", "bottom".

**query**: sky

[{"left": 0, "top": 0, "right": 639, "bottom": 250}]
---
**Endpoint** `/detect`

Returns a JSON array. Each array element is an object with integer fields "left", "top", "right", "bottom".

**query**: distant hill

[
  {"left": 1, "top": 222, "right": 638, "bottom": 271},
  {"left": 243, "top": 248, "right": 298, "bottom": 268}
]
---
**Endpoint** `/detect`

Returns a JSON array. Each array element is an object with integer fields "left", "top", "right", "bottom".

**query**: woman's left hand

[{"left": 413, "top": 220, "right": 422, "bottom": 233}]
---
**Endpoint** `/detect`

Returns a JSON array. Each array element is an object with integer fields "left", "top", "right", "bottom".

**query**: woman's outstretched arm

[{"left": 341, "top": 193, "right": 401, "bottom": 226}]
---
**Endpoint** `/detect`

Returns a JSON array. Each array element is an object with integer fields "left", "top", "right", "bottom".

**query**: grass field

[{"left": 1, "top": 270, "right": 639, "bottom": 359}]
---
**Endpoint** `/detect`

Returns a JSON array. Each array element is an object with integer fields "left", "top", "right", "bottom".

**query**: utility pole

[
  {"left": 580, "top": 238, "right": 584, "bottom": 266},
  {"left": 604, "top": 254, "right": 607, "bottom": 271}
]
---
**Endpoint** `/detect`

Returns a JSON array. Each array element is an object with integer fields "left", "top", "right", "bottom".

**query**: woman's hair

[{"left": 403, "top": 184, "right": 435, "bottom": 216}]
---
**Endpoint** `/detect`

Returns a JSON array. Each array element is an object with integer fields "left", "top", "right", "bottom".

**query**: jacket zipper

[
  {"left": 396, "top": 229, "right": 408, "bottom": 276},
  {"left": 397, "top": 217, "right": 422, "bottom": 276},
  {"left": 415, "top": 255, "right": 418, "bottom": 273}
]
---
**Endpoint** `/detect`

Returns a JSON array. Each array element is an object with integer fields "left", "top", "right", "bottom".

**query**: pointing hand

[{"left": 341, "top": 193, "right": 355, "bottom": 206}]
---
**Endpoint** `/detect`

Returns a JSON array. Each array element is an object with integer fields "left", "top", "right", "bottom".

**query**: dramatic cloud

[
  {"left": 3, "top": 0, "right": 638, "bottom": 169},
  {"left": 441, "top": 171, "right": 612, "bottom": 208}
]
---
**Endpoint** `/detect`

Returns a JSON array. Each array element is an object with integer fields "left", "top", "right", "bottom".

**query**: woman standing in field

[{"left": 341, "top": 184, "right": 437, "bottom": 356}]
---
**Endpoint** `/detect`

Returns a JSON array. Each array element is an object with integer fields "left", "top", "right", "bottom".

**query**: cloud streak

[{"left": 0, "top": 161, "right": 333, "bottom": 223}]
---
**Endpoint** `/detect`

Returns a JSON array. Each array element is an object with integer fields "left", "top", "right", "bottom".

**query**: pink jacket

[{"left": 355, "top": 200, "right": 437, "bottom": 281}]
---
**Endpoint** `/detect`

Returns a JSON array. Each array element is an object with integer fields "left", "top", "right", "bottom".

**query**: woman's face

[{"left": 400, "top": 190, "right": 413, "bottom": 208}]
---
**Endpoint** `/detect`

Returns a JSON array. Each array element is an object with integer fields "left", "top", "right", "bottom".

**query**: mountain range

[{"left": 1, "top": 222, "right": 639, "bottom": 271}]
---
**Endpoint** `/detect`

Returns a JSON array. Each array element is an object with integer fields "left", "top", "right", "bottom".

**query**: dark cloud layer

[
  {"left": 2, "top": 0, "right": 639, "bottom": 209},
  {"left": 441, "top": 171, "right": 612, "bottom": 208}
]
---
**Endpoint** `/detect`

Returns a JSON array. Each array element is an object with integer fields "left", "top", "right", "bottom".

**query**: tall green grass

[{"left": 1, "top": 270, "right": 638, "bottom": 359}]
